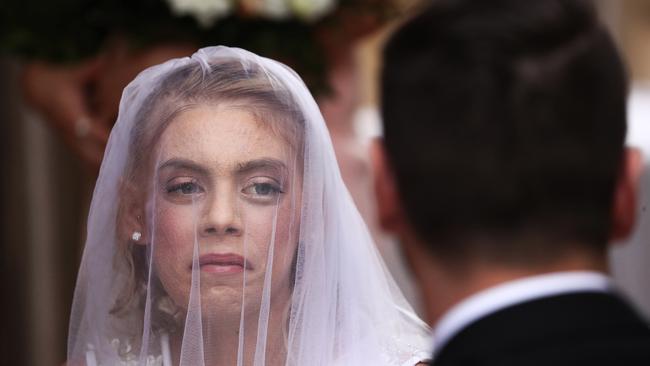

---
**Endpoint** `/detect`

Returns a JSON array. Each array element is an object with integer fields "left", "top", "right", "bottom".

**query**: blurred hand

[
  {"left": 21, "top": 39, "right": 197, "bottom": 174},
  {"left": 21, "top": 58, "right": 110, "bottom": 172},
  {"left": 94, "top": 39, "right": 197, "bottom": 126}
]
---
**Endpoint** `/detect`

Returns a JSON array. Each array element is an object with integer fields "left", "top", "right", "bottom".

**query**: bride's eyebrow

[
  {"left": 236, "top": 158, "right": 287, "bottom": 175},
  {"left": 158, "top": 158, "right": 209, "bottom": 176}
]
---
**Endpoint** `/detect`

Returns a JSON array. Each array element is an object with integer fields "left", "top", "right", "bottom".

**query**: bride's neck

[{"left": 170, "top": 299, "right": 289, "bottom": 366}]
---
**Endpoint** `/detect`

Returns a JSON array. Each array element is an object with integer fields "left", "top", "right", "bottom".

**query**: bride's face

[{"left": 151, "top": 104, "right": 301, "bottom": 320}]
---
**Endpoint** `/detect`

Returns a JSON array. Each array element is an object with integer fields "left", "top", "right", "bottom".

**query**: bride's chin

[
  {"left": 170, "top": 280, "right": 289, "bottom": 324},
  {"left": 198, "top": 286, "right": 261, "bottom": 318}
]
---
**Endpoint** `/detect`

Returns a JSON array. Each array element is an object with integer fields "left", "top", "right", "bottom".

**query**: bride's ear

[
  {"left": 118, "top": 178, "right": 148, "bottom": 246},
  {"left": 370, "top": 138, "right": 408, "bottom": 234},
  {"left": 610, "top": 147, "right": 644, "bottom": 242}
]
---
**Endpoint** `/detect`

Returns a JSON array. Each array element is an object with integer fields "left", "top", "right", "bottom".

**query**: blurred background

[{"left": 0, "top": 0, "right": 649, "bottom": 365}]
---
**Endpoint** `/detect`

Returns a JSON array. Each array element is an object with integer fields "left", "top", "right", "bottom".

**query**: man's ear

[
  {"left": 610, "top": 147, "right": 644, "bottom": 242},
  {"left": 370, "top": 138, "right": 408, "bottom": 234},
  {"left": 118, "top": 178, "right": 148, "bottom": 246}
]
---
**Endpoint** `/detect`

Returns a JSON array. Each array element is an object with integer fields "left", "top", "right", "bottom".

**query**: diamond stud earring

[{"left": 132, "top": 231, "right": 142, "bottom": 242}]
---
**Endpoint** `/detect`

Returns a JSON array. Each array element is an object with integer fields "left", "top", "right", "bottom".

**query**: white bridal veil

[{"left": 67, "top": 46, "right": 430, "bottom": 366}]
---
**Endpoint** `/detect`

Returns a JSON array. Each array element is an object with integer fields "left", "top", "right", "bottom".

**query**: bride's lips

[{"left": 197, "top": 253, "right": 251, "bottom": 274}]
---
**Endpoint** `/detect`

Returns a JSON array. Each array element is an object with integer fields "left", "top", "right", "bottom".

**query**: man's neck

[{"left": 410, "top": 246, "right": 608, "bottom": 326}]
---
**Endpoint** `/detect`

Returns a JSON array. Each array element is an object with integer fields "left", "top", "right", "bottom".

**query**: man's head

[{"left": 375, "top": 0, "right": 639, "bottom": 268}]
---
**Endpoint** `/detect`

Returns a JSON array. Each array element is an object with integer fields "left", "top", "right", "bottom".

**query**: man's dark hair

[{"left": 381, "top": 0, "right": 628, "bottom": 262}]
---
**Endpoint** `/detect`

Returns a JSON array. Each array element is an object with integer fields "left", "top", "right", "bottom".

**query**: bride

[{"left": 67, "top": 46, "right": 430, "bottom": 366}]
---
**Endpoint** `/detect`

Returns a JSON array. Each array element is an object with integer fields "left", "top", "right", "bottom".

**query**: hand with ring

[
  {"left": 21, "top": 40, "right": 197, "bottom": 173},
  {"left": 21, "top": 58, "right": 111, "bottom": 172}
]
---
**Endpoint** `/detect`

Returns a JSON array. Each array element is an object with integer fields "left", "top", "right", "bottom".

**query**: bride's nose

[{"left": 199, "top": 182, "right": 242, "bottom": 237}]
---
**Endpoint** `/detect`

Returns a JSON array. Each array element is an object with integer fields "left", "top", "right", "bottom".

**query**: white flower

[
  {"left": 166, "top": 0, "right": 233, "bottom": 28},
  {"left": 289, "top": 0, "right": 336, "bottom": 22}
]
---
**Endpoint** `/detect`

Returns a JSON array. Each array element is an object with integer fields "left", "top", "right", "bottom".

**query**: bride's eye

[
  {"left": 166, "top": 179, "right": 204, "bottom": 196},
  {"left": 242, "top": 179, "right": 283, "bottom": 200},
  {"left": 254, "top": 183, "right": 278, "bottom": 195}
]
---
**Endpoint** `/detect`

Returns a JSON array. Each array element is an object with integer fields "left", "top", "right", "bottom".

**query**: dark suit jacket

[{"left": 431, "top": 292, "right": 650, "bottom": 365}]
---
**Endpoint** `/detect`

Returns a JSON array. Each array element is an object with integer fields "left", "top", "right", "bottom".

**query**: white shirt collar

[{"left": 432, "top": 271, "right": 614, "bottom": 353}]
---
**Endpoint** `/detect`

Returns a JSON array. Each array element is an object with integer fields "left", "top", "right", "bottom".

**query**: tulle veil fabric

[{"left": 67, "top": 46, "right": 431, "bottom": 366}]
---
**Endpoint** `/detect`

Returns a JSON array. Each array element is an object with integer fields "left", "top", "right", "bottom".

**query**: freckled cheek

[
  {"left": 241, "top": 204, "right": 277, "bottom": 253},
  {"left": 147, "top": 201, "right": 199, "bottom": 307},
  {"left": 242, "top": 201, "right": 299, "bottom": 279},
  {"left": 152, "top": 201, "right": 197, "bottom": 274}
]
